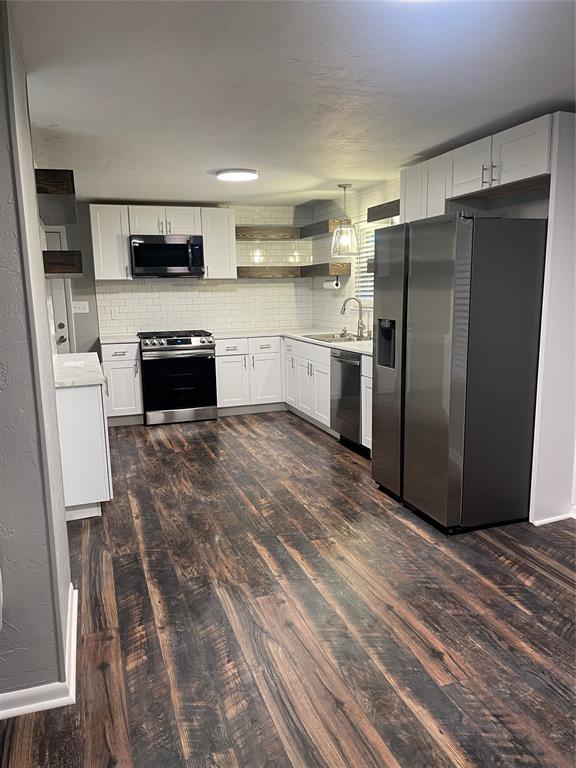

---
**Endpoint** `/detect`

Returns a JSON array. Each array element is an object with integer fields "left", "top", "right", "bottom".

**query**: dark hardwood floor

[{"left": 1, "top": 412, "right": 574, "bottom": 767}]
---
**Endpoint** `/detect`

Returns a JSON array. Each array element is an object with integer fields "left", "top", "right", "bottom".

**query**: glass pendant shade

[{"left": 331, "top": 220, "right": 359, "bottom": 258}]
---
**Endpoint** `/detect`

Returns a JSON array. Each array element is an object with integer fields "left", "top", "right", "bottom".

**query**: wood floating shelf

[
  {"left": 236, "top": 265, "right": 301, "bottom": 279},
  {"left": 235, "top": 204, "right": 399, "bottom": 243},
  {"left": 299, "top": 219, "right": 342, "bottom": 239},
  {"left": 235, "top": 225, "right": 301, "bottom": 241},
  {"left": 43, "top": 250, "right": 83, "bottom": 277},
  {"left": 237, "top": 261, "right": 351, "bottom": 279},
  {"left": 300, "top": 261, "right": 351, "bottom": 277},
  {"left": 366, "top": 199, "right": 400, "bottom": 223}
]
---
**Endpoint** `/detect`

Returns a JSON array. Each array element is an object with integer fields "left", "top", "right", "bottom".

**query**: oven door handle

[{"left": 141, "top": 350, "right": 215, "bottom": 360}]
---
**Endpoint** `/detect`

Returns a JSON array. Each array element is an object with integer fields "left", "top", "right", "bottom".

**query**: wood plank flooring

[{"left": 1, "top": 412, "right": 574, "bottom": 767}]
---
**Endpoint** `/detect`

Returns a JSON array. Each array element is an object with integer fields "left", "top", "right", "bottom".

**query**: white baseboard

[
  {"left": 0, "top": 583, "right": 78, "bottom": 720},
  {"left": 531, "top": 511, "right": 576, "bottom": 526},
  {"left": 218, "top": 402, "right": 287, "bottom": 417},
  {"left": 66, "top": 501, "right": 101, "bottom": 521}
]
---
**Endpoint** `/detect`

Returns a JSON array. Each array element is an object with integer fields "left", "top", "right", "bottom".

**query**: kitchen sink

[{"left": 303, "top": 333, "right": 363, "bottom": 343}]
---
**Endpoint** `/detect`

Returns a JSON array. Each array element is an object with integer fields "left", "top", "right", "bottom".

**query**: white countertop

[
  {"left": 53, "top": 352, "right": 105, "bottom": 388},
  {"left": 100, "top": 329, "right": 373, "bottom": 356},
  {"left": 100, "top": 334, "right": 140, "bottom": 344},
  {"left": 214, "top": 328, "right": 374, "bottom": 356}
]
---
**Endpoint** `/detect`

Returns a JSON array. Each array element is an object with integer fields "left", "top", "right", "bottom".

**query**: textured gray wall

[
  {"left": 0, "top": 5, "right": 71, "bottom": 694},
  {"left": 66, "top": 202, "right": 101, "bottom": 354}
]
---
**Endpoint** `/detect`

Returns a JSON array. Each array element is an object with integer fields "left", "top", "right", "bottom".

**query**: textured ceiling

[{"left": 11, "top": 0, "right": 576, "bottom": 204}]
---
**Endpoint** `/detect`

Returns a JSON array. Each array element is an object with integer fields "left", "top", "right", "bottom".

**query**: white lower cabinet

[
  {"left": 101, "top": 343, "right": 143, "bottom": 417},
  {"left": 297, "top": 358, "right": 315, "bottom": 416},
  {"left": 55, "top": 383, "right": 113, "bottom": 519},
  {"left": 284, "top": 353, "right": 298, "bottom": 407},
  {"left": 216, "top": 341, "right": 282, "bottom": 407},
  {"left": 361, "top": 375, "right": 373, "bottom": 450},
  {"left": 216, "top": 355, "right": 250, "bottom": 407},
  {"left": 249, "top": 352, "right": 282, "bottom": 404},
  {"left": 313, "top": 362, "right": 330, "bottom": 426}
]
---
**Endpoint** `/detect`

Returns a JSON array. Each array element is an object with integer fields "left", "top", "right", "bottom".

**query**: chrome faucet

[{"left": 340, "top": 296, "right": 366, "bottom": 340}]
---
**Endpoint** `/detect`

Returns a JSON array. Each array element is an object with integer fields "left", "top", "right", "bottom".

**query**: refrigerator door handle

[{"left": 377, "top": 318, "right": 396, "bottom": 369}]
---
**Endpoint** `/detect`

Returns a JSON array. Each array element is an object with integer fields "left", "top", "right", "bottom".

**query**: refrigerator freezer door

[
  {"left": 371, "top": 224, "right": 408, "bottom": 496},
  {"left": 403, "top": 215, "right": 473, "bottom": 527}
]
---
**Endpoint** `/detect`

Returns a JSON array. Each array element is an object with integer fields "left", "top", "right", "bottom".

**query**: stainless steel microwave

[{"left": 130, "top": 234, "right": 204, "bottom": 277}]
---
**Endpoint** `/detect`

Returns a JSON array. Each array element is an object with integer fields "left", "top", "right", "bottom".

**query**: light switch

[{"left": 72, "top": 301, "right": 89, "bottom": 314}]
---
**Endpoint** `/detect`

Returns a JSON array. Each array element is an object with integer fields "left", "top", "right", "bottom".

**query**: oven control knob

[
  {"left": 152, "top": 339, "right": 158, "bottom": 345},
  {"left": 159, "top": 339, "right": 166, "bottom": 345},
  {"left": 200, "top": 337, "right": 206, "bottom": 343}
]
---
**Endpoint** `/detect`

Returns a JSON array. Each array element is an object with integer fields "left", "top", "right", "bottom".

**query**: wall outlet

[{"left": 72, "top": 301, "right": 89, "bottom": 314}]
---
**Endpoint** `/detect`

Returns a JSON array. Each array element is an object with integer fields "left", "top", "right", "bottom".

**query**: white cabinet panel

[
  {"left": 400, "top": 164, "right": 424, "bottom": 223},
  {"left": 361, "top": 375, "right": 373, "bottom": 449},
  {"left": 90, "top": 204, "right": 131, "bottom": 280},
  {"left": 101, "top": 342, "right": 139, "bottom": 362},
  {"left": 128, "top": 205, "right": 165, "bottom": 234},
  {"left": 215, "top": 338, "right": 249, "bottom": 356},
  {"left": 103, "top": 359, "right": 143, "bottom": 417},
  {"left": 165, "top": 206, "right": 202, "bottom": 235},
  {"left": 491, "top": 115, "right": 551, "bottom": 188},
  {"left": 313, "top": 362, "right": 330, "bottom": 426},
  {"left": 248, "top": 336, "right": 281, "bottom": 354},
  {"left": 201, "top": 207, "right": 237, "bottom": 279},
  {"left": 450, "top": 137, "right": 492, "bottom": 197},
  {"left": 216, "top": 355, "right": 250, "bottom": 407},
  {"left": 250, "top": 352, "right": 282, "bottom": 404},
  {"left": 423, "top": 154, "right": 450, "bottom": 218},
  {"left": 284, "top": 352, "right": 298, "bottom": 407},
  {"left": 361, "top": 355, "right": 372, "bottom": 379},
  {"left": 56, "top": 384, "right": 112, "bottom": 507},
  {"left": 297, "top": 358, "right": 314, "bottom": 416}
]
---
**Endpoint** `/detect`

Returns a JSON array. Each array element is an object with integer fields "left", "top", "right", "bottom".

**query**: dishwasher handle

[{"left": 332, "top": 357, "right": 360, "bottom": 366}]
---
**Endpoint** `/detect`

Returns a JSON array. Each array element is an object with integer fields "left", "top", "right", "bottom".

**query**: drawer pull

[
  {"left": 225, "top": 345, "right": 238, "bottom": 350},
  {"left": 259, "top": 344, "right": 271, "bottom": 349},
  {"left": 112, "top": 351, "right": 127, "bottom": 356}
]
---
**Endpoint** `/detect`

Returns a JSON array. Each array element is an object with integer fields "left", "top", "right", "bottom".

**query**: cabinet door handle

[
  {"left": 291, "top": 356, "right": 294, "bottom": 370},
  {"left": 159, "top": 219, "right": 164, "bottom": 234},
  {"left": 125, "top": 264, "right": 129, "bottom": 278},
  {"left": 481, "top": 164, "right": 489, "bottom": 187},
  {"left": 134, "top": 361, "right": 138, "bottom": 377},
  {"left": 104, "top": 376, "right": 109, "bottom": 396},
  {"left": 243, "top": 356, "right": 247, "bottom": 369},
  {"left": 252, "top": 355, "right": 255, "bottom": 369},
  {"left": 167, "top": 220, "right": 172, "bottom": 234},
  {"left": 491, "top": 163, "right": 498, "bottom": 185}
]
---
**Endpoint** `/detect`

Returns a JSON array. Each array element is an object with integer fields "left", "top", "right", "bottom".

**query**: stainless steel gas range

[{"left": 138, "top": 330, "right": 217, "bottom": 425}]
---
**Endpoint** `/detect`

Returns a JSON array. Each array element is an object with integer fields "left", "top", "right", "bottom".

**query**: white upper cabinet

[
  {"left": 90, "top": 204, "right": 132, "bottom": 280},
  {"left": 165, "top": 206, "right": 202, "bottom": 235},
  {"left": 201, "top": 207, "right": 237, "bottom": 279},
  {"left": 128, "top": 205, "right": 166, "bottom": 234},
  {"left": 423, "top": 154, "right": 451, "bottom": 218},
  {"left": 400, "top": 164, "right": 424, "bottom": 223},
  {"left": 449, "top": 137, "right": 492, "bottom": 198},
  {"left": 250, "top": 352, "right": 283, "bottom": 404},
  {"left": 490, "top": 114, "right": 552, "bottom": 188}
]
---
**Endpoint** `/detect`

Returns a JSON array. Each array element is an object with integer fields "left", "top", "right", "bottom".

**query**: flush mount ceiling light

[
  {"left": 214, "top": 168, "right": 259, "bottom": 182},
  {"left": 331, "top": 183, "right": 359, "bottom": 258}
]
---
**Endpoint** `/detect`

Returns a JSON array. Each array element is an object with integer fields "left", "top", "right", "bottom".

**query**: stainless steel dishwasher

[{"left": 330, "top": 348, "right": 362, "bottom": 443}]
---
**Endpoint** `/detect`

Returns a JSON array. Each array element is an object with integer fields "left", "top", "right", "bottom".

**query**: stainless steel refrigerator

[{"left": 372, "top": 214, "right": 546, "bottom": 531}]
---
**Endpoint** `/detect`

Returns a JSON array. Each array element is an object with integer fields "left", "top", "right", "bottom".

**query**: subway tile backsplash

[{"left": 95, "top": 186, "right": 398, "bottom": 336}]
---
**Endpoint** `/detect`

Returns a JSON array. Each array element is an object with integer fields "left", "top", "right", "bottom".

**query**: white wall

[
  {"left": 0, "top": 5, "right": 72, "bottom": 699},
  {"left": 530, "top": 112, "right": 576, "bottom": 525}
]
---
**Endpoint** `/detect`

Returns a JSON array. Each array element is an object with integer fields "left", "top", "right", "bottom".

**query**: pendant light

[{"left": 331, "top": 183, "right": 359, "bottom": 258}]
